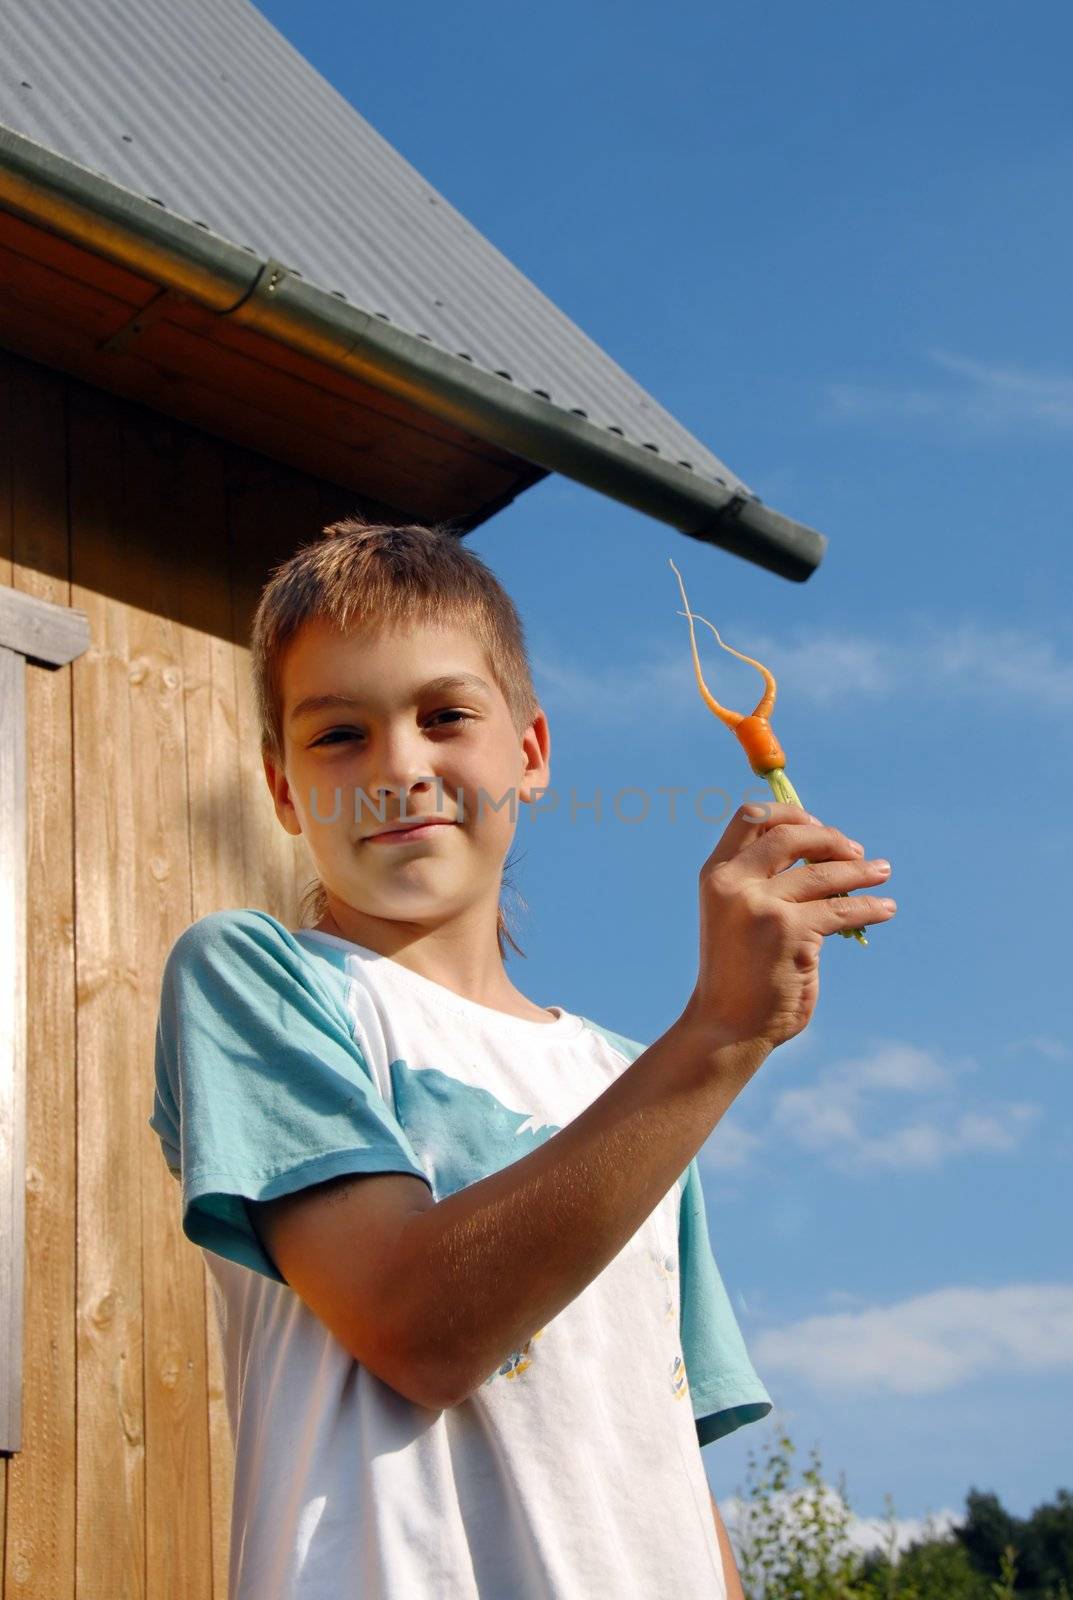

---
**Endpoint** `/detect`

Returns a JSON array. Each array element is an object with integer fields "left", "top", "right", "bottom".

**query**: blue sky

[{"left": 257, "top": 0, "right": 1073, "bottom": 1539}]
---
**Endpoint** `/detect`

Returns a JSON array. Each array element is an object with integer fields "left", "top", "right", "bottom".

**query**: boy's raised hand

[{"left": 684, "top": 803, "right": 896, "bottom": 1055}]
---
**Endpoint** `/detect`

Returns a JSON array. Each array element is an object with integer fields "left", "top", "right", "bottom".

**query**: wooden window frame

[{"left": 0, "top": 585, "right": 89, "bottom": 1454}]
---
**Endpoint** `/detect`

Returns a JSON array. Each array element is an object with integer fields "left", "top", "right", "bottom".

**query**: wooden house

[{"left": 0, "top": 0, "right": 825, "bottom": 1593}]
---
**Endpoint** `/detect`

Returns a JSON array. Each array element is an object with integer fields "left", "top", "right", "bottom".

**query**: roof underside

[
  {"left": 0, "top": 0, "right": 827, "bottom": 579},
  {"left": 0, "top": 0, "right": 744, "bottom": 489}
]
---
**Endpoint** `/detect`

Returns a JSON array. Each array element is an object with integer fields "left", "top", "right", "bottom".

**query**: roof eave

[{"left": 0, "top": 124, "right": 827, "bottom": 582}]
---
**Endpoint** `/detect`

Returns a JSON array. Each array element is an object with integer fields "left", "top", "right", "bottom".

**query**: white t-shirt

[{"left": 150, "top": 909, "right": 771, "bottom": 1599}]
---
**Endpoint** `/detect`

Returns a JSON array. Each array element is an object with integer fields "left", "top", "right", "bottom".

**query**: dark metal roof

[{"left": 0, "top": 0, "right": 827, "bottom": 578}]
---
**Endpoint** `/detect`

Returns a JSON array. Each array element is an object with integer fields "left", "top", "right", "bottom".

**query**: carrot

[{"left": 668, "top": 558, "right": 867, "bottom": 945}]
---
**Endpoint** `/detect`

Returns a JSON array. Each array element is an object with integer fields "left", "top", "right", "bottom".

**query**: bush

[
  {"left": 727, "top": 1426, "right": 1073, "bottom": 1599},
  {"left": 733, "top": 1428, "right": 877, "bottom": 1599}
]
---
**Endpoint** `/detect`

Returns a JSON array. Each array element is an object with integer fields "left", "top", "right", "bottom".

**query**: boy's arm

[
  {"left": 383, "top": 1014, "right": 764, "bottom": 1406},
  {"left": 252, "top": 805, "right": 889, "bottom": 1410},
  {"left": 253, "top": 1011, "right": 767, "bottom": 1408},
  {"left": 374, "top": 802, "right": 883, "bottom": 1406},
  {"left": 711, "top": 1492, "right": 745, "bottom": 1600}
]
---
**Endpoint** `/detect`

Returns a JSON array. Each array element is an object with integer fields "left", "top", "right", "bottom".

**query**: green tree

[
  {"left": 958, "top": 1491, "right": 1024, "bottom": 1582},
  {"left": 955, "top": 1484, "right": 1073, "bottom": 1597},
  {"left": 1020, "top": 1489, "right": 1073, "bottom": 1595},
  {"left": 861, "top": 1511, "right": 986, "bottom": 1600}
]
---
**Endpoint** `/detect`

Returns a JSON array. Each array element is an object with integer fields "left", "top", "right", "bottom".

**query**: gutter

[{"left": 0, "top": 125, "right": 826, "bottom": 582}]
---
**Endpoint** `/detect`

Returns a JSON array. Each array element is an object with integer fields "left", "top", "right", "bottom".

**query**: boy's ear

[
  {"left": 517, "top": 709, "right": 551, "bottom": 804},
  {"left": 262, "top": 748, "right": 303, "bottom": 837}
]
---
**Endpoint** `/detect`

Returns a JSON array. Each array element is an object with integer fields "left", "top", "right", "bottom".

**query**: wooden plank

[
  {"left": 0, "top": 586, "right": 89, "bottom": 667},
  {"left": 176, "top": 306, "right": 521, "bottom": 470},
  {"left": 0, "top": 642, "right": 27, "bottom": 1456},
  {"left": 156, "top": 305, "right": 521, "bottom": 476},
  {"left": 4, "top": 357, "right": 79, "bottom": 1598},
  {"left": 0, "top": 246, "right": 136, "bottom": 348},
  {"left": 121, "top": 409, "right": 215, "bottom": 1600},
  {"left": 226, "top": 454, "right": 320, "bottom": 926},
  {"left": 69, "top": 382, "right": 146, "bottom": 1600},
  {"left": 138, "top": 317, "right": 522, "bottom": 499},
  {"left": 0, "top": 208, "right": 160, "bottom": 308},
  {"left": 165, "top": 428, "right": 243, "bottom": 1600}
]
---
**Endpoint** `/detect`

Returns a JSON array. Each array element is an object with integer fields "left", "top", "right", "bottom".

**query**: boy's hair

[{"left": 249, "top": 514, "right": 542, "bottom": 960}]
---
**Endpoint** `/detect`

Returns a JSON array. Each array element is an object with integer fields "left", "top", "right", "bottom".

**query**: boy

[{"left": 149, "top": 517, "right": 896, "bottom": 1599}]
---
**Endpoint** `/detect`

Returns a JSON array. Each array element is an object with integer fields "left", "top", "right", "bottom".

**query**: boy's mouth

[{"left": 365, "top": 819, "right": 456, "bottom": 843}]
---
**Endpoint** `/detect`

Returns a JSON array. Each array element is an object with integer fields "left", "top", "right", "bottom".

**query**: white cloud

[
  {"left": 826, "top": 348, "right": 1073, "bottom": 435},
  {"left": 534, "top": 630, "right": 898, "bottom": 719},
  {"left": 842, "top": 1506, "right": 962, "bottom": 1559},
  {"left": 1005, "top": 1034, "right": 1072, "bottom": 1064},
  {"left": 531, "top": 639, "right": 705, "bottom": 724},
  {"left": 851, "top": 1044, "right": 949, "bottom": 1093},
  {"left": 917, "top": 616, "right": 1073, "bottom": 711},
  {"left": 751, "top": 1283, "right": 1073, "bottom": 1395},
  {"left": 529, "top": 652, "right": 616, "bottom": 719},
  {"left": 731, "top": 632, "right": 897, "bottom": 706},
  {"left": 695, "top": 1039, "right": 1040, "bottom": 1181},
  {"left": 764, "top": 1038, "right": 1039, "bottom": 1175},
  {"left": 721, "top": 618, "right": 1073, "bottom": 712},
  {"left": 699, "top": 1118, "right": 762, "bottom": 1173},
  {"left": 824, "top": 1289, "right": 868, "bottom": 1309}
]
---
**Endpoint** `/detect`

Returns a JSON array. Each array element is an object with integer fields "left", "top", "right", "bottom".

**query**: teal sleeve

[
  {"left": 148, "top": 909, "right": 432, "bottom": 1282},
  {"left": 678, "top": 1157, "right": 772, "bottom": 1445}
]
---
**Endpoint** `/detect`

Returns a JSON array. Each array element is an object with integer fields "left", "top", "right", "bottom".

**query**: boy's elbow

[
  {"left": 352, "top": 1300, "right": 505, "bottom": 1410},
  {"left": 403, "top": 1371, "right": 469, "bottom": 1412},
  {"left": 403, "top": 1345, "right": 485, "bottom": 1412},
  {"left": 383, "top": 1349, "right": 463, "bottom": 1412},
  {"left": 369, "top": 1316, "right": 476, "bottom": 1412}
]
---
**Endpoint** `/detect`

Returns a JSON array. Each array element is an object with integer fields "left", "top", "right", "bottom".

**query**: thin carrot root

[
  {"left": 675, "top": 609, "right": 777, "bottom": 719},
  {"left": 667, "top": 561, "right": 743, "bottom": 731},
  {"left": 668, "top": 557, "right": 867, "bottom": 947}
]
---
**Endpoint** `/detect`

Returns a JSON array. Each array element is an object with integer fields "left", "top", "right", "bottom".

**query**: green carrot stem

[{"left": 761, "top": 768, "right": 867, "bottom": 946}]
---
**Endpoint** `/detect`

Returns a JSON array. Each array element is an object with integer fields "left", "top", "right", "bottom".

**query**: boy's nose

[
  {"left": 366, "top": 772, "right": 445, "bottom": 821},
  {"left": 368, "top": 731, "right": 434, "bottom": 790}
]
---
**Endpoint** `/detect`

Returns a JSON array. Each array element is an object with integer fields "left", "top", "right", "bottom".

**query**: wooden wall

[{"left": 0, "top": 347, "right": 386, "bottom": 1599}]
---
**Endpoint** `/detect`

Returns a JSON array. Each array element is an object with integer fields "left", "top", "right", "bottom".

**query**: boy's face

[{"left": 263, "top": 615, "right": 550, "bottom": 937}]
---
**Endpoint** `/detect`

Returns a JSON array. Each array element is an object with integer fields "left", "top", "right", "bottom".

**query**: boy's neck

[{"left": 314, "top": 906, "right": 557, "bottom": 1024}]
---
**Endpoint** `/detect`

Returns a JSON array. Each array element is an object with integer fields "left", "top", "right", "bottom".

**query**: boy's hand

[{"left": 684, "top": 802, "right": 895, "bottom": 1055}]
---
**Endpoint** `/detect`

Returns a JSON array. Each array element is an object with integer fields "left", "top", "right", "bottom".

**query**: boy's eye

[{"left": 311, "top": 710, "right": 472, "bottom": 747}]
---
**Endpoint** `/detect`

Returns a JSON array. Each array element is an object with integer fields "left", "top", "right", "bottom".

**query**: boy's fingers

[
  {"left": 777, "top": 857, "right": 891, "bottom": 902},
  {"left": 745, "top": 820, "right": 863, "bottom": 878},
  {"left": 814, "top": 893, "right": 897, "bottom": 937},
  {"left": 705, "top": 802, "right": 813, "bottom": 870},
  {"left": 738, "top": 801, "right": 815, "bottom": 828},
  {"left": 722, "top": 802, "right": 814, "bottom": 848}
]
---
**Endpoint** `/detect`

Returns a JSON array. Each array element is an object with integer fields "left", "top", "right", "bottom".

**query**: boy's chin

[{"left": 327, "top": 884, "right": 464, "bottom": 921}]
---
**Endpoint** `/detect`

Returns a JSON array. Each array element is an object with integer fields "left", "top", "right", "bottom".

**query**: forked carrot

[{"left": 668, "top": 557, "right": 867, "bottom": 945}]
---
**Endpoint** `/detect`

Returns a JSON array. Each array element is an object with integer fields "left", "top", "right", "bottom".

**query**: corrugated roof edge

[{"left": 0, "top": 124, "right": 826, "bottom": 582}]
